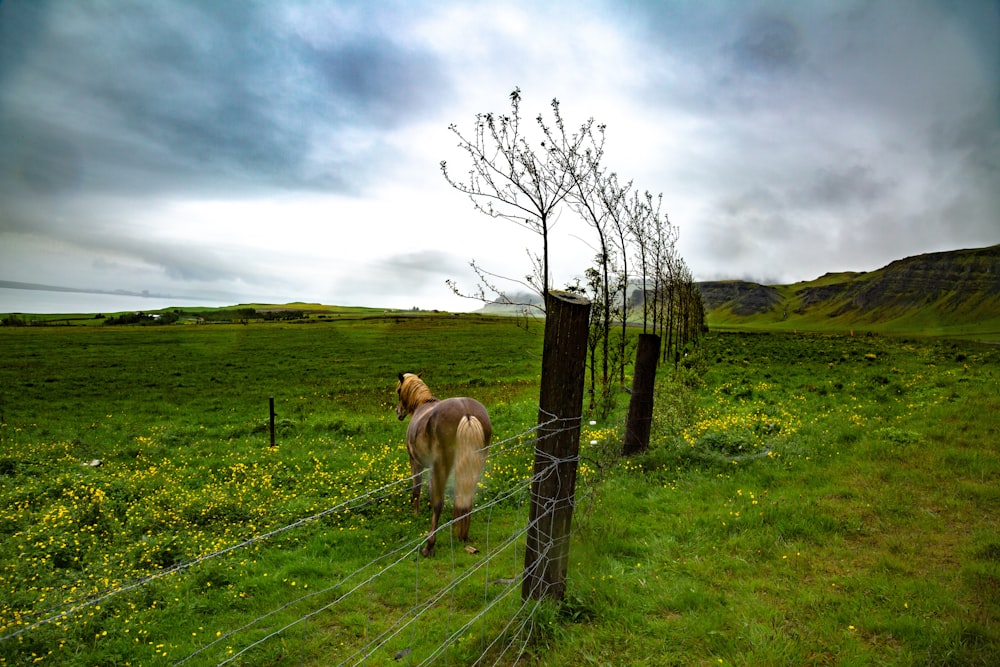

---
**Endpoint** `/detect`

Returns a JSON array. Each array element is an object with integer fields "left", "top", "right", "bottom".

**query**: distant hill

[
  {"left": 479, "top": 291, "right": 545, "bottom": 315},
  {"left": 699, "top": 244, "right": 1000, "bottom": 337}
]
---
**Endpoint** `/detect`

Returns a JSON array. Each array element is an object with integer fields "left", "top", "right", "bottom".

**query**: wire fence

[{"left": 1, "top": 411, "right": 605, "bottom": 665}]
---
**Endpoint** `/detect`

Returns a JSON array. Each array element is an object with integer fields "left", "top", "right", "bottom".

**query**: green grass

[
  {"left": 707, "top": 305, "right": 1000, "bottom": 342},
  {"left": 546, "top": 331, "right": 999, "bottom": 665},
  {"left": 0, "top": 316, "right": 549, "bottom": 665},
  {"left": 1, "top": 319, "right": 997, "bottom": 665}
]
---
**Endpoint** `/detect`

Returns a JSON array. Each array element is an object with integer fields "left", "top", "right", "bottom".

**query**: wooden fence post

[
  {"left": 523, "top": 291, "right": 591, "bottom": 602},
  {"left": 622, "top": 333, "right": 661, "bottom": 455},
  {"left": 269, "top": 397, "right": 276, "bottom": 448}
]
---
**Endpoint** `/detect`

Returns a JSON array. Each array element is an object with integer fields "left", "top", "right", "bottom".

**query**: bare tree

[
  {"left": 442, "top": 87, "right": 706, "bottom": 416},
  {"left": 660, "top": 253, "right": 680, "bottom": 364},
  {"left": 545, "top": 115, "right": 621, "bottom": 410},
  {"left": 649, "top": 201, "right": 678, "bottom": 342},
  {"left": 653, "top": 254, "right": 705, "bottom": 366},
  {"left": 597, "top": 173, "right": 637, "bottom": 386},
  {"left": 627, "top": 191, "right": 658, "bottom": 333},
  {"left": 441, "top": 88, "right": 591, "bottom": 304}
]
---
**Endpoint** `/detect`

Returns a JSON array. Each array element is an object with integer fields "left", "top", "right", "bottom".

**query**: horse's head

[{"left": 395, "top": 372, "right": 424, "bottom": 420}]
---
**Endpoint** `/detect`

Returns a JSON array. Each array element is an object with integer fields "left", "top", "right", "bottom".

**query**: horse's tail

[{"left": 453, "top": 414, "right": 489, "bottom": 541}]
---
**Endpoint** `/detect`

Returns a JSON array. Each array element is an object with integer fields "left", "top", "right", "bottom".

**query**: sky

[{"left": 1, "top": 0, "right": 997, "bottom": 312}]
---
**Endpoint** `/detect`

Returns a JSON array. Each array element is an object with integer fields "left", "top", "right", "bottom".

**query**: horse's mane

[{"left": 398, "top": 373, "right": 437, "bottom": 409}]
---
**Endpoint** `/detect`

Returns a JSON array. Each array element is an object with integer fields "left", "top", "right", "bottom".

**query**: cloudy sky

[{"left": 1, "top": 0, "right": 997, "bottom": 311}]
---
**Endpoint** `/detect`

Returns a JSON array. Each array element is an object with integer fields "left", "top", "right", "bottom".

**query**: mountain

[
  {"left": 699, "top": 244, "right": 1000, "bottom": 336},
  {"left": 479, "top": 291, "right": 545, "bottom": 315}
]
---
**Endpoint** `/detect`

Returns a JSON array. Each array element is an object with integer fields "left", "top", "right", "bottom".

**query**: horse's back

[
  {"left": 414, "top": 398, "right": 486, "bottom": 450},
  {"left": 433, "top": 397, "right": 491, "bottom": 443},
  {"left": 406, "top": 397, "right": 491, "bottom": 470}
]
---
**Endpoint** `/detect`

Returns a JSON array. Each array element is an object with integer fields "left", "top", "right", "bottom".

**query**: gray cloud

[
  {"left": 0, "top": 0, "right": 450, "bottom": 200},
  {"left": 0, "top": 0, "right": 996, "bottom": 311},
  {"left": 377, "top": 251, "right": 467, "bottom": 286},
  {"left": 931, "top": 99, "right": 1000, "bottom": 179},
  {"left": 332, "top": 250, "right": 470, "bottom": 306},
  {"left": 305, "top": 39, "right": 450, "bottom": 128},
  {"left": 627, "top": 0, "right": 998, "bottom": 284},
  {"left": 796, "top": 164, "right": 895, "bottom": 209},
  {"left": 730, "top": 10, "right": 804, "bottom": 76}
]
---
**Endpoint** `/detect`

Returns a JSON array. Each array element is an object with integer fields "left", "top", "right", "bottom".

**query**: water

[{"left": 0, "top": 287, "right": 234, "bottom": 315}]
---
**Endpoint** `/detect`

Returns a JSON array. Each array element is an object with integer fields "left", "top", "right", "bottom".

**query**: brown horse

[{"left": 395, "top": 372, "right": 492, "bottom": 557}]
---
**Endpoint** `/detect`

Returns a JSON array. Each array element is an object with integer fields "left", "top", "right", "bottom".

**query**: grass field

[
  {"left": 554, "top": 331, "right": 999, "bottom": 665},
  {"left": 1, "top": 316, "right": 997, "bottom": 665}
]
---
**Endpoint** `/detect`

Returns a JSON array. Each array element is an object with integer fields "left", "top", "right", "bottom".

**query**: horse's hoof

[{"left": 421, "top": 545, "right": 435, "bottom": 557}]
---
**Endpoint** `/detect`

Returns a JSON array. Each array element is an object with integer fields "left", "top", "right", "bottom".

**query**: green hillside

[{"left": 700, "top": 244, "right": 1000, "bottom": 340}]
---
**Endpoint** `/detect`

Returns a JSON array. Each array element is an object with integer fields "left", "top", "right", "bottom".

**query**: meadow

[{"left": 0, "top": 315, "right": 997, "bottom": 665}]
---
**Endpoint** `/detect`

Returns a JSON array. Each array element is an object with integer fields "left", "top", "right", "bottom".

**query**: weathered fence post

[
  {"left": 523, "top": 291, "right": 591, "bottom": 602},
  {"left": 622, "top": 333, "right": 660, "bottom": 455}
]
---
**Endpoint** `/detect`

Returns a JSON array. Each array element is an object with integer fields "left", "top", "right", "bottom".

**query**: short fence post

[
  {"left": 522, "top": 290, "right": 591, "bottom": 602},
  {"left": 269, "top": 397, "right": 276, "bottom": 447},
  {"left": 622, "top": 333, "right": 661, "bottom": 455}
]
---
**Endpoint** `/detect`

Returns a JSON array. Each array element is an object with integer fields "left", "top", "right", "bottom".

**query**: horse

[{"left": 395, "top": 372, "right": 492, "bottom": 557}]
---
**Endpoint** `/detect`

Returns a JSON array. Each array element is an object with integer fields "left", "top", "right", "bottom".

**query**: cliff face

[
  {"left": 697, "top": 281, "right": 783, "bottom": 316},
  {"left": 801, "top": 246, "right": 1000, "bottom": 320},
  {"left": 699, "top": 244, "right": 1000, "bottom": 330},
  {"left": 829, "top": 246, "right": 1000, "bottom": 314}
]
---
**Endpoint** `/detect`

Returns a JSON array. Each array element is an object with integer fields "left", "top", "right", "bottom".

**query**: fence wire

[{"left": 3, "top": 409, "right": 603, "bottom": 666}]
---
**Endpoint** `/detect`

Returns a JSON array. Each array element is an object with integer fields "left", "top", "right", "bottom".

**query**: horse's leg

[
  {"left": 421, "top": 460, "right": 450, "bottom": 557},
  {"left": 409, "top": 457, "right": 423, "bottom": 516},
  {"left": 453, "top": 467, "right": 473, "bottom": 542},
  {"left": 453, "top": 506, "right": 471, "bottom": 543}
]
